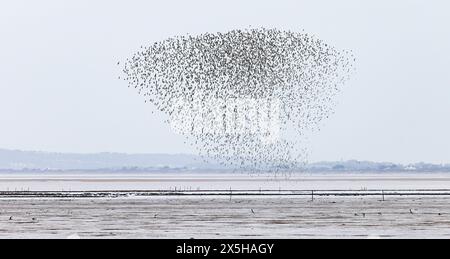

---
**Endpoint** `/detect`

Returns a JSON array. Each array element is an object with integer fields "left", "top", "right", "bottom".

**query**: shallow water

[{"left": 1, "top": 172, "right": 450, "bottom": 191}]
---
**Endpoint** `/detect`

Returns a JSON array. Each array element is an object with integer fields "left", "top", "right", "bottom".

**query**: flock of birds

[{"left": 120, "top": 28, "right": 355, "bottom": 171}]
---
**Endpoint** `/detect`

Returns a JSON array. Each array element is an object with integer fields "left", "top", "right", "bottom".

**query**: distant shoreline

[{"left": 2, "top": 148, "right": 449, "bottom": 173}]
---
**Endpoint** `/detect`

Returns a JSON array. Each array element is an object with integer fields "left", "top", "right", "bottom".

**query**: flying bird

[{"left": 120, "top": 28, "right": 355, "bottom": 172}]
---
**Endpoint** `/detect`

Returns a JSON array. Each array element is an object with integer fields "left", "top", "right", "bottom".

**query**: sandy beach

[
  {"left": 1, "top": 172, "right": 450, "bottom": 238},
  {"left": 1, "top": 195, "right": 450, "bottom": 239}
]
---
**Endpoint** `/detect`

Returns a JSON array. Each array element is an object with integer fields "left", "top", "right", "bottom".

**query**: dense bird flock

[{"left": 121, "top": 28, "right": 354, "bottom": 171}]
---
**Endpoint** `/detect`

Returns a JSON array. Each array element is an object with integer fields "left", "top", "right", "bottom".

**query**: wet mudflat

[{"left": 1, "top": 195, "right": 450, "bottom": 238}]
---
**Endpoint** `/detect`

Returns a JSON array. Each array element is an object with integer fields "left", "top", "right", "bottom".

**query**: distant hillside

[
  {"left": 305, "top": 160, "right": 450, "bottom": 173},
  {"left": 0, "top": 149, "right": 212, "bottom": 171},
  {"left": 0, "top": 149, "right": 449, "bottom": 172}
]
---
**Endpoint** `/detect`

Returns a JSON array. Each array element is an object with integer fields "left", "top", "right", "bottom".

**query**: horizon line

[{"left": 1, "top": 148, "right": 449, "bottom": 166}]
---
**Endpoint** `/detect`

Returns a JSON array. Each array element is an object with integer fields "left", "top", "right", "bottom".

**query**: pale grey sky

[{"left": 0, "top": 0, "right": 449, "bottom": 164}]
